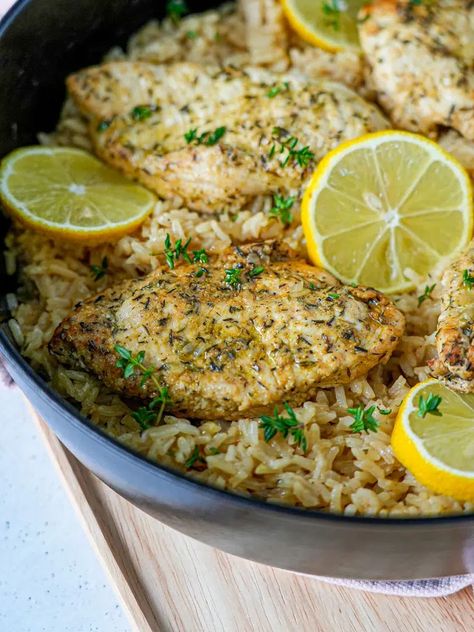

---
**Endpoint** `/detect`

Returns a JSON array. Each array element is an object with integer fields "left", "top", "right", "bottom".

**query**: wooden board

[{"left": 33, "top": 412, "right": 474, "bottom": 632}]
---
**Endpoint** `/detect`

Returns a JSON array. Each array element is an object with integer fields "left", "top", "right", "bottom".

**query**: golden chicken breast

[
  {"left": 67, "top": 61, "right": 388, "bottom": 213},
  {"left": 431, "top": 242, "right": 474, "bottom": 391},
  {"left": 359, "top": 0, "right": 474, "bottom": 140},
  {"left": 49, "top": 241, "right": 405, "bottom": 420}
]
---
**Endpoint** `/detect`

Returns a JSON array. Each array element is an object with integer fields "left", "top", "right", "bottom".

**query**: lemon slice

[
  {"left": 302, "top": 131, "right": 473, "bottom": 294},
  {"left": 281, "top": 0, "right": 366, "bottom": 52},
  {"left": 0, "top": 146, "right": 156, "bottom": 242},
  {"left": 392, "top": 379, "right": 474, "bottom": 502}
]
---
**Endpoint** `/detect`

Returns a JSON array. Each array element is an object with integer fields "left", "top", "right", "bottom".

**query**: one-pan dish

[{"left": 1, "top": 0, "right": 474, "bottom": 517}]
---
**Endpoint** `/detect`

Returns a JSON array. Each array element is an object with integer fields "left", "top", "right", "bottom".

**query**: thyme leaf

[
  {"left": 164, "top": 233, "right": 192, "bottom": 269},
  {"left": 417, "top": 393, "right": 442, "bottom": 418},
  {"left": 417, "top": 283, "right": 436, "bottom": 306},
  {"left": 131, "top": 105, "right": 153, "bottom": 121},
  {"left": 347, "top": 405, "right": 379, "bottom": 433},
  {"left": 90, "top": 256, "right": 108, "bottom": 281},
  {"left": 259, "top": 403, "right": 307, "bottom": 451},
  {"left": 269, "top": 194, "right": 295, "bottom": 226},
  {"left": 463, "top": 269, "right": 474, "bottom": 289},
  {"left": 166, "top": 0, "right": 188, "bottom": 23}
]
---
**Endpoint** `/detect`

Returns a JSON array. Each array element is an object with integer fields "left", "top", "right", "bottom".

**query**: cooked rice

[{"left": 5, "top": 2, "right": 473, "bottom": 517}]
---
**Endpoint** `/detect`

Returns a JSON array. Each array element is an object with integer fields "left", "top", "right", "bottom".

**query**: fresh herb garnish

[
  {"left": 322, "top": 0, "right": 341, "bottom": 31},
  {"left": 185, "top": 126, "right": 227, "bottom": 146},
  {"left": 185, "top": 446, "right": 206, "bottom": 468},
  {"left": 164, "top": 233, "right": 192, "bottom": 269},
  {"left": 90, "top": 256, "right": 108, "bottom": 281},
  {"left": 328, "top": 292, "right": 340, "bottom": 300},
  {"left": 186, "top": 30, "right": 198, "bottom": 39},
  {"left": 166, "top": 0, "right": 188, "bottom": 23},
  {"left": 195, "top": 267, "right": 208, "bottom": 278},
  {"left": 417, "top": 283, "right": 436, "bottom": 307},
  {"left": 115, "top": 345, "right": 171, "bottom": 430},
  {"left": 269, "top": 194, "right": 294, "bottom": 226},
  {"left": 269, "top": 127, "right": 314, "bottom": 168},
  {"left": 248, "top": 265, "right": 264, "bottom": 278},
  {"left": 208, "top": 447, "right": 221, "bottom": 455},
  {"left": 463, "top": 269, "right": 474, "bottom": 289},
  {"left": 417, "top": 393, "right": 442, "bottom": 418},
  {"left": 192, "top": 248, "right": 208, "bottom": 264},
  {"left": 184, "top": 128, "right": 198, "bottom": 144},
  {"left": 97, "top": 120, "right": 111, "bottom": 132},
  {"left": 131, "top": 105, "right": 153, "bottom": 121},
  {"left": 224, "top": 266, "right": 242, "bottom": 289},
  {"left": 259, "top": 403, "right": 307, "bottom": 451},
  {"left": 267, "top": 82, "right": 289, "bottom": 98},
  {"left": 347, "top": 405, "right": 379, "bottom": 434},
  {"left": 409, "top": 0, "right": 423, "bottom": 5},
  {"left": 377, "top": 407, "right": 392, "bottom": 416}
]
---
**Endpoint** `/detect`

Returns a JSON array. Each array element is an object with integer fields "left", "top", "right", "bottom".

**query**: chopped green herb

[
  {"left": 347, "top": 405, "right": 379, "bottom": 434},
  {"left": 115, "top": 345, "right": 171, "bottom": 430},
  {"left": 184, "top": 128, "right": 198, "bottom": 144},
  {"left": 90, "top": 256, "right": 108, "bottom": 281},
  {"left": 266, "top": 82, "right": 289, "bottom": 98},
  {"left": 131, "top": 105, "right": 153, "bottom": 121},
  {"left": 164, "top": 233, "right": 192, "bottom": 269},
  {"left": 97, "top": 120, "right": 111, "bottom": 132},
  {"left": 269, "top": 194, "right": 294, "bottom": 226},
  {"left": 186, "top": 30, "right": 198, "bottom": 39},
  {"left": 166, "top": 0, "right": 188, "bottom": 23},
  {"left": 185, "top": 446, "right": 206, "bottom": 468},
  {"left": 463, "top": 269, "right": 474, "bottom": 289},
  {"left": 224, "top": 266, "right": 242, "bottom": 289},
  {"left": 377, "top": 407, "right": 392, "bottom": 416},
  {"left": 248, "top": 265, "right": 264, "bottom": 278},
  {"left": 269, "top": 128, "right": 314, "bottom": 169},
  {"left": 192, "top": 248, "right": 208, "bottom": 264},
  {"left": 409, "top": 0, "right": 423, "bottom": 5},
  {"left": 184, "top": 126, "right": 227, "bottom": 146},
  {"left": 417, "top": 283, "right": 436, "bottom": 306},
  {"left": 309, "top": 282, "right": 317, "bottom": 290},
  {"left": 259, "top": 403, "right": 307, "bottom": 451},
  {"left": 208, "top": 447, "right": 221, "bottom": 455},
  {"left": 195, "top": 267, "right": 208, "bottom": 278},
  {"left": 417, "top": 393, "right": 442, "bottom": 418},
  {"left": 322, "top": 0, "right": 341, "bottom": 31},
  {"left": 328, "top": 292, "right": 340, "bottom": 300}
]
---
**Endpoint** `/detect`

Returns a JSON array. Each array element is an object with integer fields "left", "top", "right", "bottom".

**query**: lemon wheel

[
  {"left": 392, "top": 379, "right": 474, "bottom": 502},
  {"left": 302, "top": 131, "right": 473, "bottom": 294},
  {"left": 281, "top": 0, "right": 366, "bottom": 52},
  {"left": 0, "top": 146, "right": 156, "bottom": 242}
]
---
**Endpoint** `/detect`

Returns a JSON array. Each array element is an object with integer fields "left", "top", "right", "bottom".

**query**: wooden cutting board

[{"left": 33, "top": 411, "right": 473, "bottom": 632}]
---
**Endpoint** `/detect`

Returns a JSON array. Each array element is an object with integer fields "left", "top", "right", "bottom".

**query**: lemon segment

[
  {"left": 0, "top": 146, "right": 156, "bottom": 242},
  {"left": 281, "top": 0, "right": 366, "bottom": 52},
  {"left": 392, "top": 379, "right": 474, "bottom": 502},
  {"left": 302, "top": 131, "right": 473, "bottom": 294}
]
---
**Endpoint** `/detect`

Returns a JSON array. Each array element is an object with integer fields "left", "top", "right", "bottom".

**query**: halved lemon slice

[
  {"left": 302, "top": 131, "right": 473, "bottom": 294},
  {"left": 0, "top": 146, "right": 156, "bottom": 242},
  {"left": 281, "top": 0, "right": 366, "bottom": 52},
  {"left": 392, "top": 379, "right": 474, "bottom": 502}
]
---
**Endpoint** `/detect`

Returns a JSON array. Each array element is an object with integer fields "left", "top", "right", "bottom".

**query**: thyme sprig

[
  {"left": 269, "top": 194, "right": 295, "bottom": 226},
  {"left": 184, "top": 126, "right": 227, "bottom": 146},
  {"left": 224, "top": 266, "right": 243, "bottom": 289},
  {"left": 164, "top": 234, "right": 192, "bottom": 269},
  {"left": 267, "top": 82, "right": 289, "bottom": 98},
  {"left": 90, "top": 256, "right": 108, "bottom": 281},
  {"left": 417, "top": 283, "right": 436, "bottom": 307},
  {"left": 347, "top": 405, "right": 380, "bottom": 434},
  {"left": 114, "top": 345, "right": 171, "bottom": 430},
  {"left": 463, "top": 269, "right": 474, "bottom": 289},
  {"left": 269, "top": 127, "right": 314, "bottom": 168},
  {"left": 417, "top": 393, "right": 442, "bottom": 418},
  {"left": 322, "top": 0, "right": 341, "bottom": 31},
  {"left": 166, "top": 0, "right": 189, "bottom": 24},
  {"left": 259, "top": 403, "right": 307, "bottom": 451}
]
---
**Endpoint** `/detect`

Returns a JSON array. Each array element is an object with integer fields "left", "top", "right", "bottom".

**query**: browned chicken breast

[
  {"left": 49, "top": 241, "right": 405, "bottom": 420},
  {"left": 359, "top": 0, "right": 474, "bottom": 140},
  {"left": 67, "top": 61, "right": 388, "bottom": 213},
  {"left": 431, "top": 242, "right": 474, "bottom": 391}
]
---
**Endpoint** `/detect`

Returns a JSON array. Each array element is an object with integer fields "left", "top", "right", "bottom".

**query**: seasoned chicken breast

[
  {"left": 67, "top": 61, "right": 388, "bottom": 213},
  {"left": 431, "top": 242, "right": 474, "bottom": 391},
  {"left": 359, "top": 0, "right": 474, "bottom": 140},
  {"left": 49, "top": 242, "right": 405, "bottom": 420}
]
